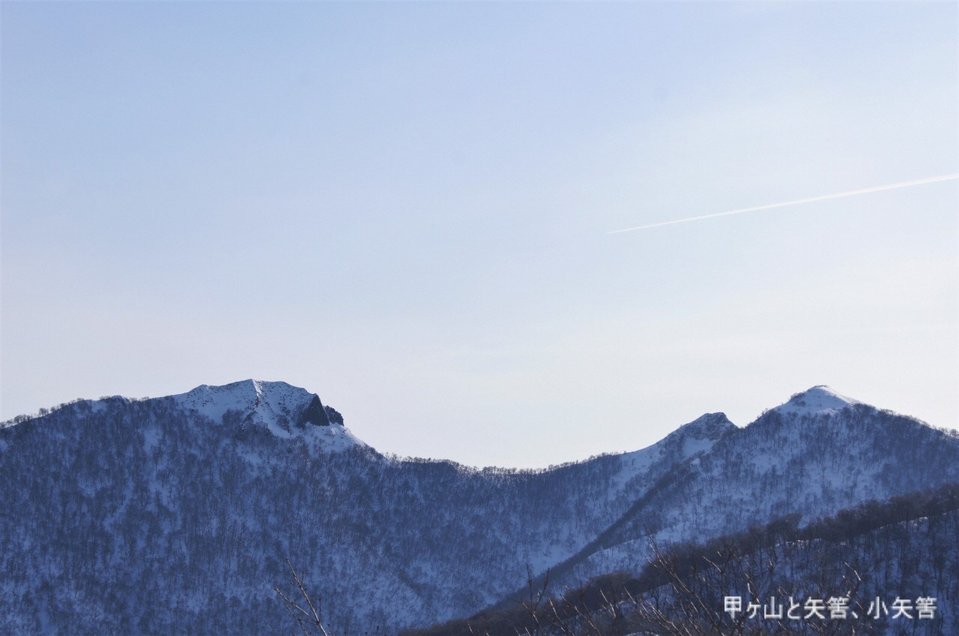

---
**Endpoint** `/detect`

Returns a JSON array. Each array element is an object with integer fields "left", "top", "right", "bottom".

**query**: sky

[{"left": 2, "top": 1, "right": 957, "bottom": 468}]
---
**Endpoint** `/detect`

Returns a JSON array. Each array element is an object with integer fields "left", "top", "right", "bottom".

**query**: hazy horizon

[{"left": 3, "top": 1, "right": 957, "bottom": 467}]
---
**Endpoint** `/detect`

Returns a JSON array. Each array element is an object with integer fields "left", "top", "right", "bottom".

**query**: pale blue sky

[{"left": 2, "top": 1, "right": 957, "bottom": 467}]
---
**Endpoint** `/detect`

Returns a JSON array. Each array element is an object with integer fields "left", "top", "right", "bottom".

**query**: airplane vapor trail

[{"left": 608, "top": 173, "right": 959, "bottom": 235}]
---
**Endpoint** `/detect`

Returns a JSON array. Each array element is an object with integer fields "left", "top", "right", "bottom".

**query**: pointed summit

[
  {"left": 673, "top": 412, "right": 736, "bottom": 439},
  {"left": 667, "top": 412, "right": 736, "bottom": 458},
  {"left": 774, "top": 385, "right": 860, "bottom": 417}
]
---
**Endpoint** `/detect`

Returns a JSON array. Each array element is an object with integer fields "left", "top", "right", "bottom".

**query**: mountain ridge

[
  {"left": 1, "top": 381, "right": 956, "bottom": 633},
  {"left": 2, "top": 380, "right": 923, "bottom": 465}
]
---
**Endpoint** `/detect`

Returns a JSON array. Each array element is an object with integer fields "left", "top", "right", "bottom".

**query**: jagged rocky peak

[
  {"left": 167, "top": 380, "right": 364, "bottom": 452},
  {"left": 324, "top": 405, "right": 345, "bottom": 425},
  {"left": 651, "top": 412, "right": 736, "bottom": 461},
  {"left": 297, "top": 395, "right": 332, "bottom": 427},
  {"left": 774, "top": 385, "right": 861, "bottom": 417},
  {"left": 172, "top": 379, "right": 339, "bottom": 429},
  {"left": 675, "top": 412, "right": 736, "bottom": 439}
]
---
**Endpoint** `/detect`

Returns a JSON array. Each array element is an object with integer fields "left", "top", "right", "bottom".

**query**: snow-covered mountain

[
  {"left": 537, "top": 386, "right": 959, "bottom": 596},
  {"left": 0, "top": 381, "right": 956, "bottom": 634},
  {"left": 429, "top": 483, "right": 959, "bottom": 635}
]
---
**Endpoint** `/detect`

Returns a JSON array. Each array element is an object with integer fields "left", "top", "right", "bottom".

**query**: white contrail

[{"left": 608, "top": 173, "right": 959, "bottom": 234}]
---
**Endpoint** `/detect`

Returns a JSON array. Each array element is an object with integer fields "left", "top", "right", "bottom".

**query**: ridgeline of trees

[{"left": 406, "top": 482, "right": 959, "bottom": 636}]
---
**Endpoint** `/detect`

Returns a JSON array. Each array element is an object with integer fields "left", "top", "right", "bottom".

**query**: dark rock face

[
  {"left": 324, "top": 404, "right": 344, "bottom": 426},
  {"left": 297, "top": 394, "right": 331, "bottom": 427}
]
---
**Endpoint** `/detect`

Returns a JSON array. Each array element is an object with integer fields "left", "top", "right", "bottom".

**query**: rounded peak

[
  {"left": 219, "top": 378, "right": 311, "bottom": 398},
  {"left": 775, "top": 385, "right": 860, "bottom": 417},
  {"left": 178, "top": 378, "right": 311, "bottom": 407}
]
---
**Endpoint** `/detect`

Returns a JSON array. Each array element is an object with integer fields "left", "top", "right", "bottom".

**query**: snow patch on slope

[{"left": 304, "top": 423, "right": 367, "bottom": 453}]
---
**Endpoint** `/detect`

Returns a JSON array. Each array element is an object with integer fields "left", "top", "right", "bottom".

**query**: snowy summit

[
  {"left": 1, "top": 379, "right": 956, "bottom": 634},
  {"left": 773, "top": 385, "right": 861, "bottom": 417},
  {"left": 173, "top": 379, "right": 322, "bottom": 426},
  {"left": 170, "top": 379, "right": 361, "bottom": 449}
]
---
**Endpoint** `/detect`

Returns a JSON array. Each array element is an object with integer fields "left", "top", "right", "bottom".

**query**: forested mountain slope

[
  {"left": 1, "top": 382, "right": 955, "bottom": 633},
  {"left": 0, "top": 380, "right": 730, "bottom": 633},
  {"left": 529, "top": 387, "right": 959, "bottom": 596}
]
